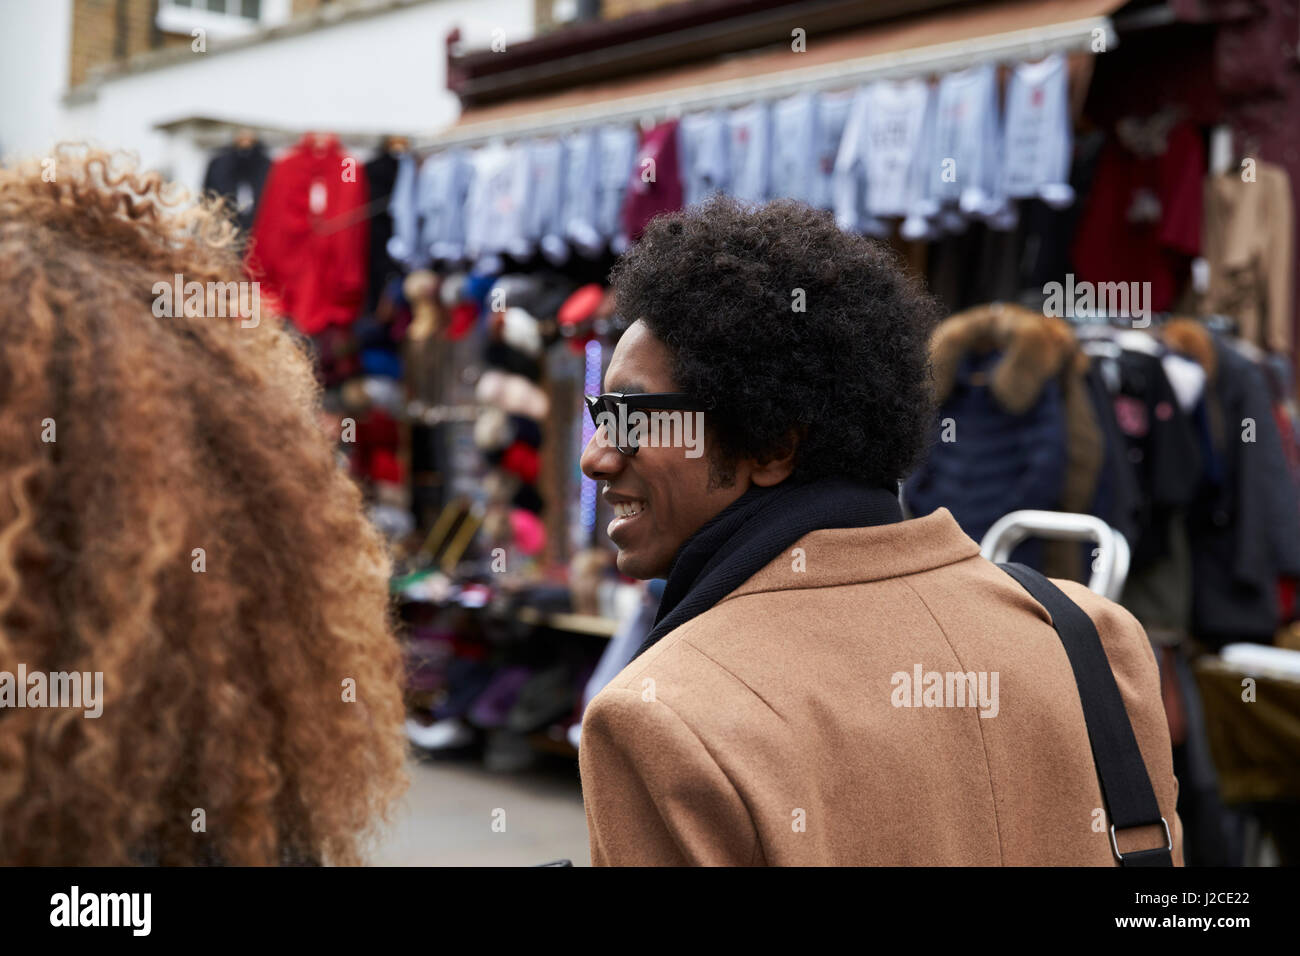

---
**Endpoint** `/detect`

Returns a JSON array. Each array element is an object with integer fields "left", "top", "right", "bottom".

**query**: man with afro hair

[{"left": 578, "top": 195, "right": 1182, "bottom": 867}]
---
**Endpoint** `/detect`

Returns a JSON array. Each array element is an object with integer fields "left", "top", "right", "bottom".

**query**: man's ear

[{"left": 750, "top": 428, "right": 801, "bottom": 487}]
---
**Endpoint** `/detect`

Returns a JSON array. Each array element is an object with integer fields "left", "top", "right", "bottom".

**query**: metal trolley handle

[{"left": 978, "top": 510, "right": 1131, "bottom": 602}]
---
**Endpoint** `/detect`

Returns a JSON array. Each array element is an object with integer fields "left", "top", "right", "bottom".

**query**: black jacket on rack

[
  {"left": 1188, "top": 337, "right": 1300, "bottom": 646},
  {"left": 1113, "top": 348, "right": 1201, "bottom": 572},
  {"left": 1083, "top": 361, "right": 1142, "bottom": 550},
  {"left": 364, "top": 150, "right": 402, "bottom": 311},
  {"left": 203, "top": 140, "right": 271, "bottom": 233}
]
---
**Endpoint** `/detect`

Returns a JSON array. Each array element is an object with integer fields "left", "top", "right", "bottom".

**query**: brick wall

[
  {"left": 69, "top": 0, "right": 201, "bottom": 88},
  {"left": 68, "top": 0, "right": 328, "bottom": 89}
]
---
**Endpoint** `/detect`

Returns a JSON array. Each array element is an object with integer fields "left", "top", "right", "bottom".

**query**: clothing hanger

[
  {"left": 1115, "top": 327, "right": 1162, "bottom": 355},
  {"left": 1080, "top": 336, "right": 1121, "bottom": 355},
  {"left": 305, "top": 131, "right": 335, "bottom": 152},
  {"left": 1234, "top": 132, "right": 1261, "bottom": 171},
  {"left": 1063, "top": 309, "right": 1110, "bottom": 328},
  {"left": 1073, "top": 321, "right": 1117, "bottom": 338},
  {"left": 1200, "top": 312, "right": 1238, "bottom": 337}
]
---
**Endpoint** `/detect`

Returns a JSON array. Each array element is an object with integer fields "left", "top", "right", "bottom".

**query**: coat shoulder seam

[
  {"left": 679, "top": 638, "right": 786, "bottom": 724},
  {"left": 897, "top": 575, "right": 1007, "bottom": 866}
]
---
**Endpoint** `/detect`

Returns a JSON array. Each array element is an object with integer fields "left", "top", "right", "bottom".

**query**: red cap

[
  {"left": 558, "top": 284, "right": 605, "bottom": 327},
  {"left": 500, "top": 441, "right": 540, "bottom": 485}
]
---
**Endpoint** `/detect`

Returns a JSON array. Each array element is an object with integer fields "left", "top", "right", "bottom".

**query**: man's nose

[{"left": 580, "top": 429, "right": 625, "bottom": 482}]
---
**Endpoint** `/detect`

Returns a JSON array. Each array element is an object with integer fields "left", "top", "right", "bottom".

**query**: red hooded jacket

[{"left": 247, "top": 135, "right": 369, "bottom": 335}]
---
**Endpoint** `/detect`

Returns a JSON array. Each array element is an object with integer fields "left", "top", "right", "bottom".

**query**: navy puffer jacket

[{"left": 904, "top": 306, "right": 1070, "bottom": 565}]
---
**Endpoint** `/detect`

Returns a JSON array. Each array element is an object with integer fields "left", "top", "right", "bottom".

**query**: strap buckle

[{"left": 1110, "top": 817, "right": 1172, "bottom": 862}]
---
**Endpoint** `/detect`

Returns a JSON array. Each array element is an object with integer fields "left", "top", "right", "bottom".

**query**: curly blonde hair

[{"left": 0, "top": 147, "right": 407, "bottom": 865}]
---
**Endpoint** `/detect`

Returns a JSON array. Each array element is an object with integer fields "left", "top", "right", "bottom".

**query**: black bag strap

[{"left": 999, "top": 562, "right": 1173, "bottom": 867}]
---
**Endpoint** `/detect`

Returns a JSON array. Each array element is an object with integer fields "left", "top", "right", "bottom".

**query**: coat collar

[{"left": 716, "top": 507, "right": 979, "bottom": 602}]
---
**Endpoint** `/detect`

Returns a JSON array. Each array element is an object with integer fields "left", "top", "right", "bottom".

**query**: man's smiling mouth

[
  {"left": 612, "top": 500, "right": 646, "bottom": 518},
  {"left": 608, "top": 499, "right": 648, "bottom": 539}
]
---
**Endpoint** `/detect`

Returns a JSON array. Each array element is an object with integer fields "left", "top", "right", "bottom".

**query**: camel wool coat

[{"left": 578, "top": 508, "right": 1184, "bottom": 866}]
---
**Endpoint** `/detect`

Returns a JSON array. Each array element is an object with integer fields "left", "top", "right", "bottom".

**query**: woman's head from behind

[{"left": 0, "top": 147, "right": 406, "bottom": 865}]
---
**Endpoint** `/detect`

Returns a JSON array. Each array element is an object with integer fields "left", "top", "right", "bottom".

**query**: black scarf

[{"left": 631, "top": 477, "right": 903, "bottom": 661}]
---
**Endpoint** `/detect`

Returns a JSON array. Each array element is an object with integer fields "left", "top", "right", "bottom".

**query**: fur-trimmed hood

[{"left": 930, "top": 304, "right": 1087, "bottom": 414}]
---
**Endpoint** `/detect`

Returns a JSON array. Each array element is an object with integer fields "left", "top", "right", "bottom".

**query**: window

[
  {"left": 163, "top": 0, "right": 261, "bottom": 17},
  {"left": 157, "top": 0, "right": 287, "bottom": 39}
]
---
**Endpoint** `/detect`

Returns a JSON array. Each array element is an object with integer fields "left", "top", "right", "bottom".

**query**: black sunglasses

[{"left": 584, "top": 392, "right": 705, "bottom": 456}]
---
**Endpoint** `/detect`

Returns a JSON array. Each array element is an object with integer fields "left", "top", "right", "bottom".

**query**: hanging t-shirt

[
  {"left": 596, "top": 124, "right": 638, "bottom": 254},
  {"left": 678, "top": 110, "right": 730, "bottom": 208},
  {"left": 771, "top": 91, "right": 817, "bottom": 205},
  {"left": 1001, "top": 54, "right": 1074, "bottom": 208},
  {"left": 622, "top": 118, "right": 684, "bottom": 244},
  {"left": 387, "top": 152, "right": 422, "bottom": 269},
  {"left": 813, "top": 89, "right": 853, "bottom": 211},
  {"left": 727, "top": 101, "right": 771, "bottom": 204},
  {"left": 419, "top": 148, "right": 472, "bottom": 265},
  {"left": 832, "top": 86, "right": 886, "bottom": 237},
  {"left": 770, "top": 90, "right": 850, "bottom": 209},
  {"left": 868, "top": 78, "right": 936, "bottom": 234},
  {"left": 522, "top": 137, "right": 568, "bottom": 265},
  {"left": 464, "top": 142, "right": 529, "bottom": 272},
  {"left": 834, "top": 79, "right": 934, "bottom": 237},
  {"left": 561, "top": 128, "right": 603, "bottom": 257},
  {"left": 930, "top": 63, "right": 1007, "bottom": 228}
]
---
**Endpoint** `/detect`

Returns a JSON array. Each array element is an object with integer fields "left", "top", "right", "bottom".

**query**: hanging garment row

[
  {"left": 386, "top": 55, "right": 1075, "bottom": 276},
  {"left": 210, "top": 69, "right": 1294, "bottom": 369}
]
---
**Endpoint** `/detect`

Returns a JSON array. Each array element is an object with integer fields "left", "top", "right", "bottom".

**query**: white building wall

[
  {"left": 0, "top": 0, "right": 77, "bottom": 161},
  {"left": 1, "top": 0, "right": 534, "bottom": 191}
]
